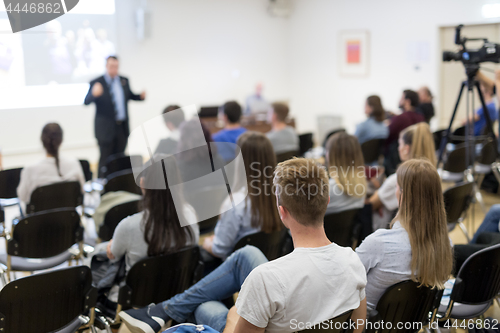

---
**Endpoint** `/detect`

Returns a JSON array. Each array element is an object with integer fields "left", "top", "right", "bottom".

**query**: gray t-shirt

[
  {"left": 326, "top": 179, "right": 365, "bottom": 214},
  {"left": 110, "top": 207, "right": 200, "bottom": 272},
  {"left": 355, "top": 221, "right": 412, "bottom": 310},
  {"left": 236, "top": 243, "right": 367, "bottom": 332},
  {"left": 266, "top": 126, "right": 299, "bottom": 154}
]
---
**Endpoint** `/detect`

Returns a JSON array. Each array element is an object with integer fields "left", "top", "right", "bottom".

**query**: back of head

[
  {"left": 162, "top": 105, "right": 184, "bottom": 128},
  {"left": 403, "top": 89, "right": 420, "bottom": 108},
  {"left": 273, "top": 158, "right": 329, "bottom": 226},
  {"left": 419, "top": 87, "right": 433, "bottom": 102},
  {"left": 325, "top": 132, "right": 366, "bottom": 198},
  {"left": 395, "top": 159, "right": 452, "bottom": 289},
  {"left": 367, "top": 95, "right": 385, "bottom": 122},
  {"left": 141, "top": 155, "right": 194, "bottom": 256},
  {"left": 223, "top": 101, "right": 242, "bottom": 124},
  {"left": 400, "top": 122, "right": 436, "bottom": 166},
  {"left": 272, "top": 102, "right": 289, "bottom": 123},
  {"left": 41, "top": 123, "right": 63, "bottom": 176},
  {"left": 237, "top": 132, "right": 281, "bottom": 233}
]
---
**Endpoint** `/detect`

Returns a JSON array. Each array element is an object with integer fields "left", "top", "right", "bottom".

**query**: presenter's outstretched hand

[
  {"left": 140, "top": 91, "right": 146, "bottom": 100},
  {"left": 92, "top": 82, "right": 104, "bottom": 98}
]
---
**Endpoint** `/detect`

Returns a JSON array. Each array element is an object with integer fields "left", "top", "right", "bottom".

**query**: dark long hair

[
  {"left": 141, "top": 156, "right": 194, "bottom": 256},
  {"left": 41, "top": 123, "right": 63, "bottom": 176},
  {"left": 367, "top": 95, "right": 385, "bottom": 122},
  {"left": 237, "top": 132, "right": 281, "bottom": 233}
]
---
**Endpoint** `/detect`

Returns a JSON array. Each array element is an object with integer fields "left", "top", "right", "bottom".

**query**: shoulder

[
  {"left": 119, "top": 76, "right": 129, "bottom": 82},
  {"left": 91, "top": 76, "right": 104, "bottom": 84},
  {"left": 116, "top": 212, "right": 144, "bottom": 231}
]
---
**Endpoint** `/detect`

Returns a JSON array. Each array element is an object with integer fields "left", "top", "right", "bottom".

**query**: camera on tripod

[{"left": 443, "top": 24, "right": 500, "bottom": 65}]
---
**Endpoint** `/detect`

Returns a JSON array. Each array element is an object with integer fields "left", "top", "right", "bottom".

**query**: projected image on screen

[
  {"left": 0, "top": 0, "right": 117, "bottom": 109},
  {"left": 22, "top": 16, "right": 116, "bottom": 85}
]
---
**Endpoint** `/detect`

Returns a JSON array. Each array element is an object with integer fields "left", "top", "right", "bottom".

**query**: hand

[
  {"left": 92, "top": 82, "right": 104, "bottom": 98},
  {"left": 106, "top": 240, "right": 115, "bottom": 260},
  {"left": 495, "top": 69, "right": 500, "bottom": 82},
  {"left": 202, "top": 235, "right": 215, "bottom": 253},
  {"left": 140, "top": 91, "right": 146, "bottom": 100}
]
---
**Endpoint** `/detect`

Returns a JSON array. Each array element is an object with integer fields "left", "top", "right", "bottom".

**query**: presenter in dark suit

[{"left": 84, "top": 56, "right": 145, "bottom": 177}]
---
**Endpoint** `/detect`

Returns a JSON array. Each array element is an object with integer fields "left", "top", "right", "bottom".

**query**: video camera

[{"left": 443, "top": 24, "right": 500, "bottom": 65}]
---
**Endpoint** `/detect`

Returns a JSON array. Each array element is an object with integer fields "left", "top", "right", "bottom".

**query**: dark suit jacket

[{"left": 84, "top": 75, "right": 142, "bottom": 143}]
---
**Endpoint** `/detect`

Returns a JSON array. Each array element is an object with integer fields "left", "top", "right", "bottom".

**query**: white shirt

[
  {"left": 355, "top": 221, "right": 412, "bottom": 310},
  {"left": 17, "top": 156, "right": 85, "bottom": 204},
  {"left": 236, "top": 243, "right": 367, "bottom": 332}
]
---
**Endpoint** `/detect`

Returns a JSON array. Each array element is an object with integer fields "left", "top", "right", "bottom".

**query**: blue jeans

[
  {"left": 471, "top": 204, "right": 500, "bottom": 243},
  {"left": 162, "top": 246, "right": 268, "bottom": 332}
]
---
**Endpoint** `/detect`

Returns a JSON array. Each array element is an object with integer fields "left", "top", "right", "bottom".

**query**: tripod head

[{"left": 464, "top": 64, "right": 480, "bottom": 89}]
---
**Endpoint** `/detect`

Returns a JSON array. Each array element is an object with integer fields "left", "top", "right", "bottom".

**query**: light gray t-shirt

[
  {"left": 266, "top": 126, "right": 299, "bottom": 154},
  {"left": 326, "top": 179, "right": 365, "bottom": 214},
  {"left": 212, "top": 192, "right": 260, "bottom": 260},
  {"left": 110, "top": 207, "right": 200, "bottom": 272},
  {"left": 355, "top": 221, "right": 412, "bottom": 310},
  {"left": 236, "top": 243, "right": 367, "bottom": 332},
  {"left": 378, "top": 174, "right": 398, "bottom": 211}
]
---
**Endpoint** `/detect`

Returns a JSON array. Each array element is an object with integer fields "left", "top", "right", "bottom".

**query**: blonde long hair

[
  {"left": 394, "top": 159, "right": 452, "bottom": 289},
  {"left": 326, "top": 132, "right": 367, "bottom": 198},
  {"left": 400, "top": 123, "right": 437, "bottom": 166}
]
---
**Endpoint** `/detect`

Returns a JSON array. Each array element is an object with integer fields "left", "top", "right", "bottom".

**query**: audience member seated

[
  {"left": 325, "top": 132, "right": 366, "bottom": 214},
  {"left": 266, "top": 102, "right": 299, "bottom": 154},
  {"left": 461, "top": 80, "right": 498, "bottom": 136},
  {"left": 356, "top": 159, "right": 453, "bottom": 310},
  {"left": 384, "top": 90, "right": 425, "bottom": 175},
  {"left": 176, "top": 119, "right": 225, "bottom": 186},
  {"left": 416, "top": 86, "right": 435, "bottom": 124},
  {"left": 470, "top": 204, "right": 500, "bottom": 243},
  {"left": 202, "top": 132, "right": 282, "bottom": 260},
  {"left": 94, "top": 156, "right": 199, "bottom": 301},
  {"left": 17, "top": 123, "right": 85, "bottom": 205},
  {"left": 369, "top": 123, "right": 436, "bottom": 229},
  {"left": 354, "top": 95, "right": 389, "bottom": 145},
  {"left": 119, "top": 158, "right": 367, "bottom": 333},
  {"left": 213, "top": 101, "right": 247, "bottom": 161},
  {"left": 154, "top": 105, "right": 185, "bottom": 155}
]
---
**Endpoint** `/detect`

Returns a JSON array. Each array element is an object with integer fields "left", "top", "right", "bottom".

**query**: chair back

[
  {"left": 370, "top": 280, "right": 443, "bottom": 333},
  {"left": 276, "top": 150, "right": 299, "bottom": 164},
  {"left": 477, "top": 139, "right": 498, "bottom": 165},
  {"left": 322, "top": 129, "right": 346, "bottom": 148},
  {"left": 299, "top": 133, "right": 314, "bottom": 156},
  {"left": 0, "top": 266, "right": 96, "bottom": 333},
  {"left": 443, "top": 182, "right": 474, "bottom": 225},
  {"left": 323, "top": 209, "right": 362, "bottom": 248},
  {"left": 104, "top": 169, "right": 142, "bottom": 195},
  {"left": 453, "top": 243, "right": 500, "bottom": 305},
  {"left": 8, "top": 208, "right": 83, "bottom": 258},
  {"left": 105, "top": 154, "right": 143, "bottom": 178},
  {"left": 27, "top": 181, "right": 83, "bottom": 214},
  {"left": 233, "top": 229, "right": 287, "bottom": 261},
  {"left": 98, "top": 200, "right": 141, "bottom": 242},
  {"left": 361, "top": 139, "right": 385, "bottom": 165},
  {"left": 79, "top": 159, "right": 93, "bottom": 182},
  {"left": 433, "top": 129, "right": 447, "bottom": 152},
  {"left": 298, "top": 310, "right": 353, "bottom": 333},
  {"left": 118, "top": 246, "right": 202, "bottom": 310},
  {"left": 0, "top": 167, "right": 22, "bottom": 199},
  {"left": 442, "top": 144, "right": 468, "bottom": 173}
]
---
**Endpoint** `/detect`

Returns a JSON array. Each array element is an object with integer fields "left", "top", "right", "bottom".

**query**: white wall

[
  {"left": 2, "top": 0, "right": 290, "bottom": 168},
  {"left": 287, "top": 0, "right": 500, "bottom": 140}
]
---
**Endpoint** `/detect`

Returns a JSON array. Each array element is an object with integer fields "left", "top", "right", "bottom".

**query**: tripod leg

[{"left": 438, "top": 81, "right": 467, "bottom": 166}]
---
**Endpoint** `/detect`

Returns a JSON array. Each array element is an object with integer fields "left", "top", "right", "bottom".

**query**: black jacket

[{"left": 84, "top": 75, "right": 142, "bottom": 142}]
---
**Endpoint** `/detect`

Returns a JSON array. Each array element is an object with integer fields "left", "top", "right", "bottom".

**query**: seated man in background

[
  {"left": 461, "top": 80, "right": 498, "bottom": 136},
  {"left": 384, "top": 89, "right": 425, "bottom": 175},
  {"left": 213, "top": 101, "right": 247, "bottom": 161},
  {"left": 119, "top": 158, "right": 367, "bottom": 333},
  {"left": 417, "top": 86, "right": 435, "bottom": 124},
  {"left": 266, "top": 102, "right": 299, "bottom": 154},
  {"left": 154, "top": 105, "right": 185, "bottom": 155}
]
